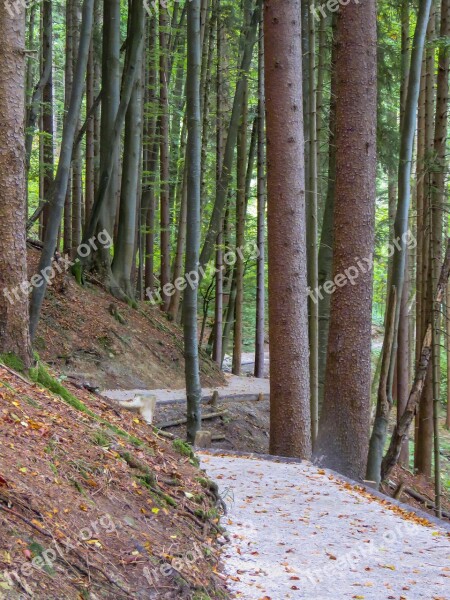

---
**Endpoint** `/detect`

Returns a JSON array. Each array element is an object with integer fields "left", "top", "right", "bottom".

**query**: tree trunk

[
  {"left": 41, "top": 0, "right": 54, "bottom": 241},
  {"left": 0, "top": 3, "right": 33, "bottom": 368},
  {"left": 307, "top": 0, "right": 319, "bottom": 443},
  {"left": 185, "top": 0, "right": 202, "bottom": 443},
  {"left": 111, "top": 0, "right": 145, "bottom": 300},
  {"left": 416, "top": 5, "right": 436, "bottom": 477},
  {"left": 93, "top": 0, "right": 121, "bottom": 275},
  {"left": 30, "top": 0, "right": 95, "bottom": 340},
  {"left": 317, "top": 17, "right": 337, "bottom": 411},
  {"left": 264, "top": 0, "right": 311, "bottom": 460},
  {"left": 366, "top": 0, "right": 432, "bottom": 484},
  {"left": 232, "top": 82, "right": 248, "bottom": 376},
  {"left": 159, "top": 1, "right": 171, "bottom": 311},
  {"left": 85, "top": 34, "right": 95, "bottom": 227},
  {"left": 382, "top": 239, "right": 450, "bottom": 481},
  {"left": 315, "top": 0, "right": 377, "bottom": 479},
  {"left": 63, "top": 0, "right": 74, "bottom": 253},
  {"left": 254, "top": 11, "right": 265, "bottom": 380},
  {"left": 199, "top": 0, "right": 259, "bottom": 272}
]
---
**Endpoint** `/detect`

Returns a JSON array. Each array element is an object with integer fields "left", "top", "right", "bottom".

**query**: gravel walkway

[{"left": 199, "top": 452, "right": 450, "bottom": 600}]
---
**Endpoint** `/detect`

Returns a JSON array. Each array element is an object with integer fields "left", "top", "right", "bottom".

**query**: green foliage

[
  {"left": 0, "top": 353, "right": 25, "bottom": 373},
  {"left": 172, "top": 439, "right": 199, "bottom": 466}
]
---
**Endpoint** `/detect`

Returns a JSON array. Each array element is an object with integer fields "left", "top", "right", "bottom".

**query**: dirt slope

[
  {"left": 0, "top": 364, "right": 228, "bottom": 599},
  {"left": 27, "top": 246, "right": 225, "bottom": 391}
]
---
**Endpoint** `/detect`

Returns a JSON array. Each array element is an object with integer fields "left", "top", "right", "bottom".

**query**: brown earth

[
  {"left": 27, "top": 246, "right": 225, "bottom": 391},
  {"left": 0, "top": 364, "right": 229, "bottom": 599}
]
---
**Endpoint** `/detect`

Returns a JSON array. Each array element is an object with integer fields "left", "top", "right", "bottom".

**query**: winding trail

[{"left": 199, "top": 452, "right": 450, "bottom": 600}]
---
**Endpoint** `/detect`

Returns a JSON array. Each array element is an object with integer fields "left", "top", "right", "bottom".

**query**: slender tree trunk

[
  {"left": 416, "top": 5, "right": 436, "bottom": 477},
  {"left": 185, "top": 0, "right": 202, "bottom": 443},
  {"left": 199, "top": 0, "right": 259, "bottom": 272},
  {"left": 85, "top": 34, "right": 95, "bottom": 227},
  {"left": 212, "top": 0, "right": 226, "bottom": 365},
  {"left": 382, "top": 239, "right": 450, "bottom": 481},
  {"left": 30, "top": 0, "right": 94, "bottom": 340},
  {"left": 366, "top": 0, "right": 432, "bottom": 484},
  {"left": 317, "top": 17, "right": 337, "bottom": 410},
  {"left": 63, "top": 0, "right": 74, "bottom": 253},
  {"left": 0, "top": 3, "right": 33, "bottom": 368},
  {"left": 168, "top": 169, "right": 187, "bottom": 319},
  {"left": 307, "top": 0, "right": 319, "bottom": 443},
  {"left": 232, "top": 83, "right": 248, "bottom": 376},
  {"left": 315, "top": 0, "right": 377, "bottom": 479},
  {"left": 92, "top": 0, "right": 121, "bottom": 275},
  {"left": 111, "top": 0, "right": 145, "bottom": 300},
  {"left": 41, "top": 0, "right": 54, "bottom": 241},
  {"left": 71, "top": 0, "right": 83, "bottom": 249},
  {"left": 159, "top": 0, "right": 171, "bottom": 311},
  {"left": 254, "top": 12, "right": 266, "bottom": 379},
  {"left": 398, "top": 0, "right": 411, "bottom": 468},
  {"left": 264, "top": 0, "right": 311, "bottom": 459}
]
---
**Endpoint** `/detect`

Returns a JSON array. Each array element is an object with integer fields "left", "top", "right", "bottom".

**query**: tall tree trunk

[
  {"left": 0, "top": 3, "right": 33, "bottom": 368},
  {"left": 254, "top": 11, "right": 266, "bottom": 380},
  {"left": 111, "top": 0, "right": 145, "bottom": 300},
  {"left": 85, "top": 33, "right": 95, "bottom": 227},
  {"left": 232, "top": 83, "right": 248, "bottom": 376},
  {"left": 41, "top": 0, "right": 54, "bottom": 241},
  {"left": 315, "top": 0, "right": 377, "bottom": 479},
  {"left": 416, "top": 5, "right": 436, "bottom": 477},
  {"left": 63, "top": 0, "right": 74, "bottom": 253},
  {"left": 93, "top": 0, "right": 121, "bottom": 275},
  {"left": 159, "top": 0, "right": 171, "bottom": 311},
  {"left": 307, "top": 0, "right": 319, "bottom": 443},
  {"left": 397, "top": 0, "right": 411, "bottom": 468},
  {"left": 366, "top": 0, "right": 432, "bottom": 484},
  {"left": 185, "top": 0, "right": 202, "bottom": 443},
  {"left": 212, "top": 0, "right": 226, "bottom": 365},
  {"left": 30, "top": 0, "right": 94, "bottom": 340},
  {"left": 317, "top": 17, "right": 337, "bottom": 410},
  {"left": 265, "top": 0, "right": 311, "bottom": 460},
  {"left": 71, "top": 0, "right": 83, "bottom": 249},
  {"left": 199, "top": 0, "right": 259, "bottom": 272}
]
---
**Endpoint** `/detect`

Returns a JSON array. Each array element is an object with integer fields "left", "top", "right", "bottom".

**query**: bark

[
  {"left": 159, "top": 1, "right": 171, "bottom": 311},
  {"left": 317, "top": 16, "right": 337, "bottom": 410},
  {"left": 85, "top": 34, "right": 95, "bottom": 227},
  {"left": 41, "top": 0, "right": 54, "bottom": 241},
  {"left": 212, "top": 0, "right": 226, "bottom": 365},
  {"left": 29, "top": 0, "right": 95, "bottom": 341},
  {"left": 232, "top": 82, "right": 248, "bottom": 376},
  {"left": 315, "top": 0, "right": 377, "bottom": 479},
  {"left": 366, "top": 0, "right": 432, "bottom": 484},
  {"left": 24, "top": 0, "right": 52, "bottom": 174},
  {"left": 416, "top": 6, "right": 436, "bottom": 477},
  {"left": 0, "top": 3, "right": 33, "bottom": 368},
  {"left": 71, "top": 0, "right": 83, "bottom": 249},
  {"left": 168, "top": 168, "right": 187, "bottom": 319},
  {"left": 185, "top": 0, "right": 202, "bottom": 442},
  {"left": 382, "top": 239, "right": 450, "bottom": 481},
  {"left": 143, "top": 16, "right": 158, "bottom": 295},
  {"left": 265, "top": 0, "right": 311, "bottom": 460},
  {"left": 254, "top": 11, "right": 265, "bottom": 380},
  {"left": 63, "top": 0, "right": 74, "bottom": 253},
  {"left": 198, "top": 0, "right": 259, "bottom": 273},
  {"left": 111, "top": 0, "right": 145, "bottom": 300},
  {"left": 307, "top": 0, "right": 319, "bottom": 443}
]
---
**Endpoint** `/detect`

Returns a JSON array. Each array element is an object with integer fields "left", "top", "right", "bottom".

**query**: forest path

[
  {"left": 199, "top": 452, "right": 450, "bottom": 600},
  {"left": 103, "top": 372, "right": 270, "bottom": 405}
]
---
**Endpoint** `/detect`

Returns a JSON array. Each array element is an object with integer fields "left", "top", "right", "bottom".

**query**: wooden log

[{"left": 158, "top": 410, "right": 228, "bottom": 429}]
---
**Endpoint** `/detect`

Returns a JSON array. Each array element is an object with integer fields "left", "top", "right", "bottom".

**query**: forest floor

[
  {"left": 28, "top": 245, "right": 225, "bottom": 392},
  {"left": 199, "top": 451, "right": 450, "bottom": 600},
  {"left": 0, "top": 364, "right": 229, "bottom": 599}
]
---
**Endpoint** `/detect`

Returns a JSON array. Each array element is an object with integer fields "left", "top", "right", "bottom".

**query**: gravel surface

[{"left": 199, "top": 452, "right": 450, "bottom": 600}]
